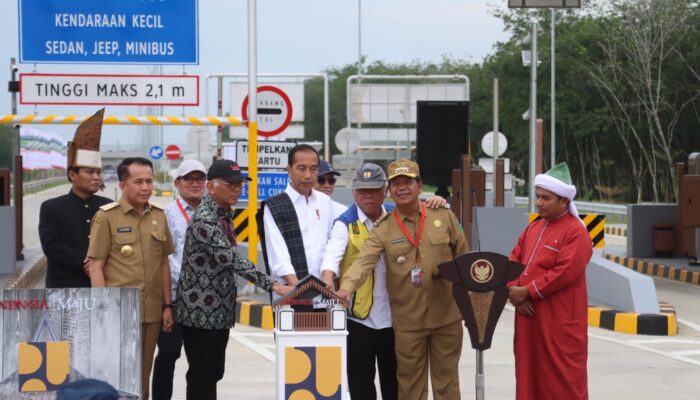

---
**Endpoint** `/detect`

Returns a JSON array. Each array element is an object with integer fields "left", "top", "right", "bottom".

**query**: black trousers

[
  {"left": 180, "top": 325, "right": 230, "bottom": 400},
  {"left": 347, "top": 319, "right": 399, "bottom": 400},
  {"left": 152, "top": 322, "right": 184, "bottom": 400}
]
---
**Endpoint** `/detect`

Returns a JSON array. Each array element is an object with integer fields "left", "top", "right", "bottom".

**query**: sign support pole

[
  {"left": 216, "top": 76, "right": 224, "bottom": 159},
  {"left": 528, "top": 20, "right": 538, "bottom": 213},
  {"left": 476, "top": 350, "right": 485, "bottom": 400},
  {"left": 247, "top": 0, "right": 259, "bottom": 265}
]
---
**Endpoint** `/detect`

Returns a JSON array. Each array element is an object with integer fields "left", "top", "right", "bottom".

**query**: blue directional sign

[
  {"left": 240, "top": 172, "right": 290, "bottom": 202},
  {"left": 18, "top": 0, "right": 199, "bottom": 64},
  {"left": 149, "top": 146, "right": 163, "bottom": 160}
]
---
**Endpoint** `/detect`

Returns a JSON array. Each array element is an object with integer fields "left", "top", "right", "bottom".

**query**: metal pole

[
  {"left": 551, "top": 9, "right": 556, "bottom": 168},
  {"left": 10, "top": 58, "right": 23, "bottom": 261},
  {"left": 528, "top": 21, "right": 538, "bottom": 214},
  {"left": 358, "top": 0, "right": 362, "bottom": 76},
  {"left": 493, "top": 78, "right": 499, "bottom": 207},
  {"left": 323, "top": 75, "right": 330, "bottom": 160},
  {"left": 475, "top": 350, "right": 485, "bottom": 400},
  {"left": 216, "top": 76, "right": 224, "bottom": 159},
  {"left": 247, "top": 0, "right": 259, "bottom": 265},
  {"left": 10, "top": 58, "right": 19, "bottom": 158}
]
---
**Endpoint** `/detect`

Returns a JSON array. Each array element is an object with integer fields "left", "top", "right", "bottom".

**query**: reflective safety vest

[{"left": 337, "top": 203, "right": 394, "bottom": 319}]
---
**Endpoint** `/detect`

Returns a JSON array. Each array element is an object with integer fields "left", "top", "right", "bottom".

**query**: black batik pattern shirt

[{"left": 174, "top": 195, "right": 273, "bottom": 329}]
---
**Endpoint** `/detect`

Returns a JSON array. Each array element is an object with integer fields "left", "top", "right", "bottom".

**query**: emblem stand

[{"left": 438, "top": 251, "right": 525, "bottom": 400}]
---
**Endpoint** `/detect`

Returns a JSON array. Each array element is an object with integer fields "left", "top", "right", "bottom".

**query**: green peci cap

[{"left": 544, "top": 162, "right": 573, "bottom": 185}]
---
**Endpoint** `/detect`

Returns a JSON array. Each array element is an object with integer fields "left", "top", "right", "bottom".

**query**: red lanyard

[
  {"left": 175, "top": 198, "right": 191, "bottom": 224},
  {"left": 393, "top": 203, "right": 427, "bottom": 262}
]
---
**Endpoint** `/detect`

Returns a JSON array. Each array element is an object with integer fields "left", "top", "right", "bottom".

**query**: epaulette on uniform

[
  {"left": 99, "top": 202, "right": 119, "bottom": 212},
  {"left": 149, "top": 201, "right": 165, "bottom": 210},
  {"left": 374, "top": 213, "right": 390, "bottom": 227}
]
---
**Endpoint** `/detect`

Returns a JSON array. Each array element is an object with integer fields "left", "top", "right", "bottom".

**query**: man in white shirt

[
  {"left": 314, "top": 160, "right": 348, "bottom": 218},
  {"left": 261, "top": 144, "right": 335, "bottom": 294},
  {"left": 153, "top": 159, "right": 207, "bottom": 400}
]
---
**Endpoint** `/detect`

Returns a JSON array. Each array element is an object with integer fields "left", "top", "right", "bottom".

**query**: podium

[
  {"left": 272, "top": 276, "right": 349, "bottom": 400},
  {"left": 438, "top": 251, "right": 525, "bottom": 400}
]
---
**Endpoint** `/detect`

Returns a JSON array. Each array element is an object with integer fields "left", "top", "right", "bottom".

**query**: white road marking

[
  {"left": 589, "top": 332, "right": 700, "bottom": 368},
  {"left": 670, "top": 350, "right": 700, "bottom": 357},
  {"left": 677, "top": 317, "right": 700, "bottom": 334},
  {"left": 230, "top": 331, "right": 275, "bottom": 362},
  {"left": 629, "top": 339, "right": 700, "bottom": 345}
]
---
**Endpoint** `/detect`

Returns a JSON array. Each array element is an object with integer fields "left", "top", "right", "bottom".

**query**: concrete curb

[
  {"left": 235, "top": 298, "right": 274, "bottom": 330},
  {"left": 604, "top": 226, "right": 627, "bottom": 237},
  {"left": 2, "top": 255, "right": 47, "bottom": 290},
  {"left": 588, "top": 302, "right": 677, "bottom": 336},
  {"left": 604, "top": 254, "right": 700, "bottom": 286}
]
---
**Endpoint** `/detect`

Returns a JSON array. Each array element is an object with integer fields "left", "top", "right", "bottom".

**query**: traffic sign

[
  {"left": 149, "top": 145, "right": 163, "bottom": 160},
  {"left": 165, "top": 145, "right": 181, "bottom": 160},
  {"left": 481, "top": 131, "right": 508, "bottom": 157},
  {"left": 20, "top": 74, "right": 199, "bottom": 106},
  {"left": 230, "top": 140, "right": 296, "bottom": 169},
  {"left": 241, "top": 86, "right": 293, "bottom": 137},
  {"left": 240, "top": 172, "right": 290, "bottom": 201},
  {"left": 18, "top": 0, "right": 199, "bottom": 64}
]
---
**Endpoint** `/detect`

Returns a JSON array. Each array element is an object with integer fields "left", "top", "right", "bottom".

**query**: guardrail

[
  {"left": 515, "top": 196, "right": 627, "bottom": 216},
  {"left": 21, "top": 176, "right": 65, "bottom": 193}
]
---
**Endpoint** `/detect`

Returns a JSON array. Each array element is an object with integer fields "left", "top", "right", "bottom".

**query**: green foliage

[
  {"left": 301, "top": 0, "right": 700, "bottom": 203},
  {"left": 0, "top": 125, "right": 12, "bottom": 169}
]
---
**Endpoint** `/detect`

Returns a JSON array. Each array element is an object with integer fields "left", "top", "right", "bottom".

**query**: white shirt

[
  {"left": 263, "top": 185, "right": 335, "bottom": 294},
  {"left": 332, "top": 200, "right": 348, "bottom": 219},
  {"left": 321, "top": 205, "right": 392, "bottom": 330},
  {"left": 164, "top": 195, "right": 197, "bottom": 300}
]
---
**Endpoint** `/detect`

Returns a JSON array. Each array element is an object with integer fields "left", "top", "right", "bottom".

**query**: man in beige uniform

[
  {"left": 337, "top": 159, "right": 469, "bottom": 400},
  {"left": 88, "top": 157, "right": 174, "bottom": 400}
]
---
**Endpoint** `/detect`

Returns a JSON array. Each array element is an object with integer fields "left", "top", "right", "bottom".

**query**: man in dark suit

[{"left": 39, "top": 109, "right": 112, "bottom": 288}]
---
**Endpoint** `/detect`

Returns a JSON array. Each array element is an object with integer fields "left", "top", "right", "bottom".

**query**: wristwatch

[{"left": 162, "top": 303, "right": 174, "bottom": 310}]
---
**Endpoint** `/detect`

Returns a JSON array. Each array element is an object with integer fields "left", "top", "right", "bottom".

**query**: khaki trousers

[
  {"left": 142, "top": 322, "right": 161, "bottom": 400},
  {"left": 394, "top": 319, "right": 463, "bottom": 400}
]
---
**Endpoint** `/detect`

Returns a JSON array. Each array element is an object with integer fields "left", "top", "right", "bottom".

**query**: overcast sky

[{"left": 1, "top": 0, "right": 511, "bottom": 149}]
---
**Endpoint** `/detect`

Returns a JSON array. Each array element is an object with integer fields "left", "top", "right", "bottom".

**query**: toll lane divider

[
  {"left": 588, "top": 302, "right": 677, "bottom": 336},
  {"left": 529, "top": 213, "right": 605, "bottom": 249},
  {"left": 604, "top": 254, "right": 700, "bottom": 286},
  {"left": 235, "top": 298, "right": 274, "bottom": 330},
  {"left": 0, "top": 114, "right": 243, "bottom": 126}
]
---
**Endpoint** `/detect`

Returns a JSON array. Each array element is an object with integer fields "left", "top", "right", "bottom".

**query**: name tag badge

[
  {"left": 411, "top": 265, "right": 424, "bottom": 288},
  {"left": 117, "top": 227, "right": 132, "bottom": 233},
  {"left": 391, "top": 238, "right": 406, "bottom": 245}
]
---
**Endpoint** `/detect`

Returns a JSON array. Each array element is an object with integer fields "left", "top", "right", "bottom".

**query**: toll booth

[{"left": 273, "top": 275, "right": 349, "bottom": 400}]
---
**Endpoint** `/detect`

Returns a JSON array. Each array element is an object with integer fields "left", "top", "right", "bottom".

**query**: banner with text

[{"left": 18, "top": 0, "right": 199, "bottom": 64}]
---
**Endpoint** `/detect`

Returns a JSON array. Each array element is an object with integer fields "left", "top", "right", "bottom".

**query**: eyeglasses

[
  {"left": 181, "top": 175, "right": 206, "bottom": 184},
  {"left": 213, "top": 180, "right": 243, "bottom": 190},
  {"left": 317, "top": 176, "right": 337, "bottom": 185}
]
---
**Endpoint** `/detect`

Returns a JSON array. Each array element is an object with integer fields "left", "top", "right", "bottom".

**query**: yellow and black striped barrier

[
  {"left": 232, "top": 207, "right": 259, "bottom": 243},
  {"left": 529, "top": 213, "right": 606, "bottom": 248},
  {"left": 604, "top": 254, "right": 700, "bottom": 286},
  {"left": 235, "top": 298, "right": 274, "bottom": 330},
  {"left": 605, "top": 226, "right": 627, "bottom": 237},
  {"left": 588, "top": 302, "right": 677, "bottom": 336}
]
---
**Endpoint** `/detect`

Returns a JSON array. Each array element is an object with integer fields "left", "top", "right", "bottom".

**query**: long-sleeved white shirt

[
  {"left": 263, "top": 185, "right": 335, "bottom": 293},
  {"left": 164, "top": 195, "right": 196, "bottom": 301},
  {"left": 320, "top": 205, "right": 392, "bottom": 330}
]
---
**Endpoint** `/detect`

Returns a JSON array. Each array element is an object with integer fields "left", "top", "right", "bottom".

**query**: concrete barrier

[{"left": 586, "top": 254, "right": 659, "bottom": 314}]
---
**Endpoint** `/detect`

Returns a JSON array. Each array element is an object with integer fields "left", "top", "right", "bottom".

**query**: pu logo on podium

[
  {"left": 285, "top": 346, "right": 341, "bottom": 399},
  {"left": 18, "top": 313, "right": 70, "bottom": 392}
]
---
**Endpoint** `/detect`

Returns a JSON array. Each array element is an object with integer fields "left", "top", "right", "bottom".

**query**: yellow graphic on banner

[{"left": 18, "top": 341, "right": 70, "bottom": 392}]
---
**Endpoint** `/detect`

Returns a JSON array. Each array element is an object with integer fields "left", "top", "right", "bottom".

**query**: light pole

[
  {"left": 523, "top": 21, "right": 539, "bottom": 214},
  {"left": 551, "top": 9, "right": 556, "bottom": 168}
]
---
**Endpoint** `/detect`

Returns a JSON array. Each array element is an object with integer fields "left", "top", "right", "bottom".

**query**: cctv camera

[{"left": 522, "top": 110, "right": 530, "bottom": 120}]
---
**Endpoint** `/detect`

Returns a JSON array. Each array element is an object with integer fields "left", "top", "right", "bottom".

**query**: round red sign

[
  {"left": 165, "top": 144, "right": 181, "bottom": 160},
  {"left": 241, "top": 85, "right": 293, "bottom": 137}
]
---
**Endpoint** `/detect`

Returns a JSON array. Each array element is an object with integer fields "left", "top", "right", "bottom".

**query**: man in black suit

[{"left": 39, "top": 109, "right": 112, "bottom": 288}]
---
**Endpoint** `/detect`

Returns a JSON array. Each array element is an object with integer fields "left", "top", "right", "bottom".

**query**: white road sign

[
  {"left": 20, "top": 73, "right": 199, "bottom": 106},
  {"left": 228, "top": 140, "right": 296, "bottom": 169},
  {"left": 241, "top": 86, "right": 293, "bottom": 137}
]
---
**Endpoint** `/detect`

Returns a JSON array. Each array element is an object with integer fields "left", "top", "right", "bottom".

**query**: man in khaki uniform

[
  {"left": 88, "top": 157, "right": 174, "bottom": 400},
  {"left": 337, "top": 159, "right": 469, "bottom": 400}
]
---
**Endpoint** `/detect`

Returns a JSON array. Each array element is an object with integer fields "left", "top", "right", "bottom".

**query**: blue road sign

[
  {"left": 18, "top": 0, "right": 199, "bottom": 64},
  {"left": 240, "top": 172, "right": 290, "bottom": 202},
  {"left": 149, "top": 146, "right": 163, "bottom": 160}
]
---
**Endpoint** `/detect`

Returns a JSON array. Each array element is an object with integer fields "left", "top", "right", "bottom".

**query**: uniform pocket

[{"left": 536, "top": 245, "right": 560, "bottom": 269}]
